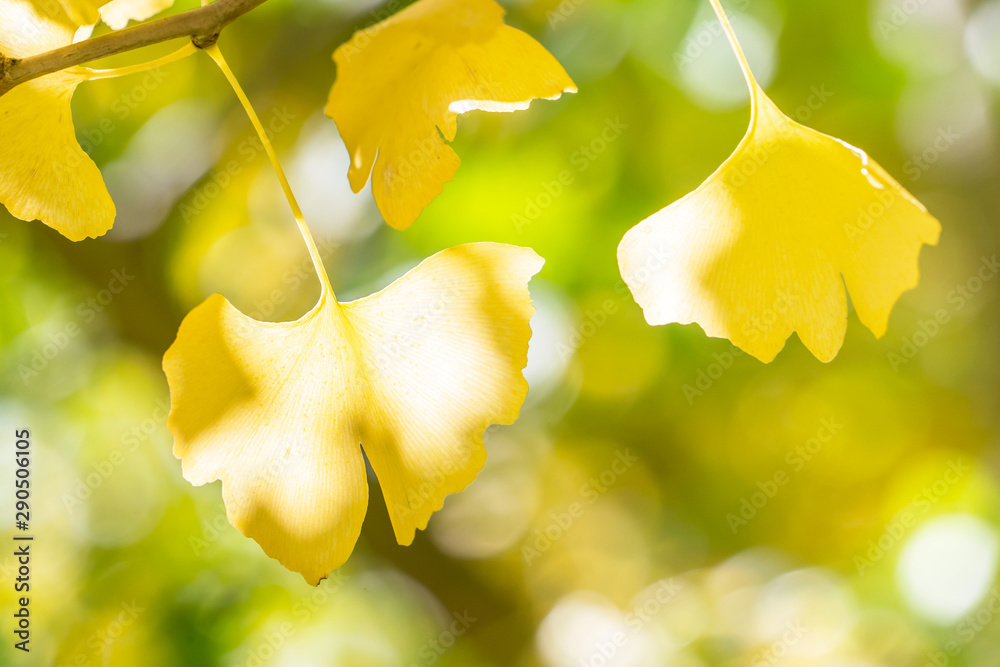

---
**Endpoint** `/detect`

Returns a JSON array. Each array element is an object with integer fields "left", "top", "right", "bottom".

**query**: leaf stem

[
  {"left": 203, "top": 43, "right": 333, "bottom": 296},
  {"left": 83, "top": 43, "right": 198, "bottom": 81},
  {"left": 706, "top": 0, "right": 760, "bottom": 104}
]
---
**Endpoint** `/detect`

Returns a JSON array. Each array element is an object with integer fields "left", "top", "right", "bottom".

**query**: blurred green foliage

[{"left": 2, "top": 0, "right": 999, "bottom": 665}]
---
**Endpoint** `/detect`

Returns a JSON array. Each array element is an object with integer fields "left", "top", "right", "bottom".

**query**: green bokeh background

[{"left": 2, "top": 0, "right": 999, "bottom": 664}]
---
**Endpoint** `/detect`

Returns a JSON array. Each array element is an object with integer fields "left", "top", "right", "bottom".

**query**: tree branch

[{"left": 0, "top": 0, "right": 270, "bottom": 97}]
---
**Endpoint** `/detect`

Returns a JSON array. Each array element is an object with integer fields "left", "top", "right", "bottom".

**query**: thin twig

[{"left": 0, "top": 0, "right": 269, "bottom": 97}]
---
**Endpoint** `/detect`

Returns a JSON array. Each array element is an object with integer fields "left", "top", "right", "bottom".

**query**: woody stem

[{"left": 0, "top": 0, "right": 268, "bottom": 97}]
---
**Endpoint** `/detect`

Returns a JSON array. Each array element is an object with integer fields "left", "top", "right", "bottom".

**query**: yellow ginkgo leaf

[
  {"left": 0, "top": 0, "right": 114, "bottom": 240},
  {"left": 57, "top": 0, "right": 103, "bottom": 26},
  {"left": 618, "top": 0, "right": 941, "bottom": 363},
  {"left": 58, "top": 0, "right": 171, "bottom": 28},
  {"left": 163, "top": 242, "right": 543, "bottom": 584},
  {"left": 326, "top": 0, "right": 576, "bottom": 229},
  {"left": 99, "top": 0, "right": 174, "bottom": 30}
]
